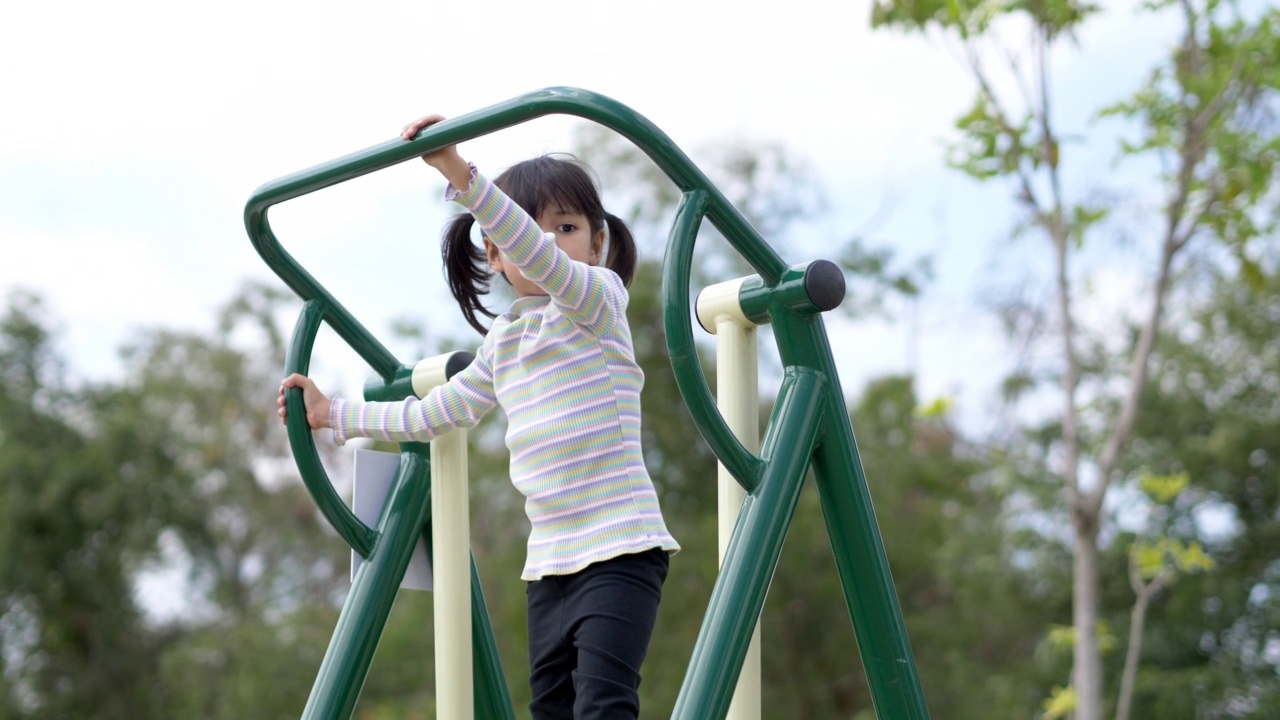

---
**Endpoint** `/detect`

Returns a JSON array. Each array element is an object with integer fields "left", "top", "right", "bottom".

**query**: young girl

[{"left": 279, "top": 114, "right": 679, "bottom": 720}]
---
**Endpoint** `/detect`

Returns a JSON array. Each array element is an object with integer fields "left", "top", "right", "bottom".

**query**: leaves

[
  {"left": 948, "top": 95, "right": 1034, "bottom": 181},
  {"left": 1042, "top": 685, "right": 1077, "bottom": 720},
  {"left": 1139, "top": 471, "right": 1190, "bottom": 504},
  {"left": 1131, "top": 537, "right": 1217, "bottom": 580},
  {"left": 915, "top": 395, "right": 955, "bottom": 418},
  {"left": 871, "top": 0, "right": 1099, "bottom": 39}
]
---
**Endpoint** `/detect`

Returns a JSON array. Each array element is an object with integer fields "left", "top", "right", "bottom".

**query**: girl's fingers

[{"left": 402, "top": 114, "right": 447, "bottom": 140}]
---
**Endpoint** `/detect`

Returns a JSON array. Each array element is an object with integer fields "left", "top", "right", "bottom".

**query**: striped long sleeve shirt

[{"left": 330, "top": 167, "right": 679, "bottom": 580}]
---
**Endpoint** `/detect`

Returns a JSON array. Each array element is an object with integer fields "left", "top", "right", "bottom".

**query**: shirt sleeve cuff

[
  {"left": 443, "top": 162, "right": 482, "bottom": 204},
  {"left": 329, "top": 397, "right": 350, "bottom": 446}
]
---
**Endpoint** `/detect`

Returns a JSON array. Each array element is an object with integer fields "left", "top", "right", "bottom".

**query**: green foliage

[
  {"left": 1139, "top": 471, "right": 1190, "bottom": 504},
  {"left": 1042, "top": 622, "right": 1118, "bottom": 656},
  {"left": 873, "top": 2, "right": 1280, "bottom": 718},
  {"left": 1042, "top": 684, "right": 1076, "bottom": 720},
  {"left": 949, "top": 95, "right": 1035, "bottom": 181},
  {"left": 1117, "top": 255, "right": 1280, "bottom": 717},
  {"left": 1098, "top": 3, "right": 1280, "bottom": 278},
  {"left": 827, "top": 376, "right": 1063, "bottom": 719},
  {"left": 0, "top": 290, "right": 176, "bottom": 718},
  {"left": 1131, "top": 537, "right": 1215, "bottom": 580},
  {"left": 871, "top": 0, "right": 1099, "bottom": 39}
]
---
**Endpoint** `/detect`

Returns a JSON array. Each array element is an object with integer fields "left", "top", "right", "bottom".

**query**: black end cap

[
  {"left": 804, "top": 260, "right": 846, "bottom": 312},
  {"left": 445, "top": 351, "right": 475, "bottom": 379}
]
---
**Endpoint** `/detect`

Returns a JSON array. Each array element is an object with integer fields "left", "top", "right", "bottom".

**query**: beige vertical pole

[
  {"left": 697, "top": 278, "right": 762, "bottom": 720},
  {"left": 412, "top": 353, "right": 472, "bottom": 720}
]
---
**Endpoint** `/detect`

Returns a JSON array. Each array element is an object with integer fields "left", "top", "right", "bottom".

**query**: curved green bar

[
  {"left": 301, "top": 453, "right": 433, "bottom": 719},
  {"left": 244, "top": 87, "right": 787, "bottom": 387},
  {"left": 245, "top": 86, "right": 787, "bottom": 526},
  {"left": 285, "top": 300, "right": 376, "bottom": 557},
  {"left": 672, "top": 368, "right": 827, "bottom": 719},
  {"left": 249, "top": 86, "right": 930, "bottom": 720},
  {"left": 662, "top": 190, "right": 764, "bottom": 491}
]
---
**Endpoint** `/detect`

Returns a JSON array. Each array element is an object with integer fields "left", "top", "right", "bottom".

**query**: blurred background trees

[{"left": 1, "top": 3, "right": 1278, "bottom": 718}]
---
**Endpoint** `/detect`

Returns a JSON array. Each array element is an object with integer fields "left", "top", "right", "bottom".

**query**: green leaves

[
  {"left": 1131, "top": 537, "right": 1216, "bottom": 580},
  {"left": 1138, "top": 470, "right": 1190, "bottom": 504},
  {"left": 949, "top": 94, "right": 1033, "bottom": 181},
  {"left": 1102, "top": 4, "right": 1280, "bottom": 275},
  {"left": 1042, "top": 685, "right": 1077, "bottom": 720},
  {"left": 872, "top": 0, "right": 1099, "bottom": 38}
]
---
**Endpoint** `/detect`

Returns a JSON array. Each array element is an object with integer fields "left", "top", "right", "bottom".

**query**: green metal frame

[{"left": 245, "top": 86, "right": 930, "bottom": 720}]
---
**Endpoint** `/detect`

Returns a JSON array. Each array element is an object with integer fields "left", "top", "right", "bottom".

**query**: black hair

[{"left": 441, "top": 155, "right": 638, "bottom": 335}]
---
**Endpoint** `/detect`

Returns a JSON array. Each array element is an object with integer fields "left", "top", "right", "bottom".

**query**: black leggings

[{"left": 525, "top": 547, "right": 670, "bottom": 720}]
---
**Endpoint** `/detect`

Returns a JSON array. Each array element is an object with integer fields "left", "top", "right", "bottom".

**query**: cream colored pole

[
  {"left": 696, "top": 278, "right": 761, "bottom": 720},
  {"left": 412, "top": 353, "right": 472, "bottom": 720}
]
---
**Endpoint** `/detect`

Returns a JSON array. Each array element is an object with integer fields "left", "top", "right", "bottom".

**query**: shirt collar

[{"left": 509, "top": 294, "right": 551, "bottom": 317}]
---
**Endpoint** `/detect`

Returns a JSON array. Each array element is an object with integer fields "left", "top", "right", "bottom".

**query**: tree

[
  {"left": 1114, "top": 255, "right": 1280, "bottom": 718},
  {"left": 127, "top": 283, "right": 354, "bottom": 719},
  {"left": 0, "top": 290, "right": 182, "bottom": 718},
  {"left": 871, "top": 1, "right": 1280, "bottom": 717},
  {"left": 763, "top": 376, "right": 1069, "bottom": 719}
]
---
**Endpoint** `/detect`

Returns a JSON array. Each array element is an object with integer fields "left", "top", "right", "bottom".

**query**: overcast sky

[{"left": 2, "top": 0, "right": 1186, "bottom": 429}]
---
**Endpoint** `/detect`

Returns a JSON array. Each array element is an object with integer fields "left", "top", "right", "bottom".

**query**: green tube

[
  {"left": 301, "top": 452, "right": 433, "bottom": 719},
  {"left": 671, "top": 369, "right": 826, "bottom": 719}
]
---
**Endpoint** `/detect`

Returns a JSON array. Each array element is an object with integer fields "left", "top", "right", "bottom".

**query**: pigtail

[
  {"left": 602, "top": 212, "right": 637, "bottom": 287},
  {"left": 440, "top": 212, "right": 497, "bottom": 335}
]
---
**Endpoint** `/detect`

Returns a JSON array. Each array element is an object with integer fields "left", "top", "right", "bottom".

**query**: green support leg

[
  {"left": 671, "top": 369, "right": 826, "bottom": 720},
  {"left": 302, "top": 453, "right": 433, "bottom": 720},
  {"left": 812, "top": 398, "right": 930, "bottom": 720},
  {"left": 251, "top": 88, "right": 933, "bottom": 720},
  {"left": 470, "top": 558, "right": 515, "bottom": 720}
]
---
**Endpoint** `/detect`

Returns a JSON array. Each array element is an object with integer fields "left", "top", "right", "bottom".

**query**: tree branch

[{"left": 1088, "top": 0, "right": 1213, "bottom": 512}]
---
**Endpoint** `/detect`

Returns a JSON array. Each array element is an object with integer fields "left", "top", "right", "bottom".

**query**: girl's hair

[{"left": 441, "top": 155, "right": 638, "bottom": 335}]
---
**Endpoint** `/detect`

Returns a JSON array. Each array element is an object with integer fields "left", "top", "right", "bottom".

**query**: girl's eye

[{"left": 557, "top": 223, "right": 578, "bottom": 234}]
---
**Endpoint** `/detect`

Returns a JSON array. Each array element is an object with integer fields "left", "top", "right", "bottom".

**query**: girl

[{"left": 279, "top": 114, "right": 679, "bottom": 720}]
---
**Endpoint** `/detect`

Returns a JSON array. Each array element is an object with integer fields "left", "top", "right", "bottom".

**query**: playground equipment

[{"left": 245, "top": 87, "right": 931, "bottom": 720}]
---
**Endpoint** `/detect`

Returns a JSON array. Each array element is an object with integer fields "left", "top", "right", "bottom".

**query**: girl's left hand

[{"left": 401, "top": 114, "right": 471, "bottom": 187}]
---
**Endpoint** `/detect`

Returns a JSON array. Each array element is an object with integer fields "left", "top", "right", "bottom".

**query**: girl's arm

[
  {"left": 455, "top": 172, "right": 624, "bottom": 334},
  {"left": 330, "top": 342, "right": 497, "bottom": 446},
  {"left": 402, "top": 115, "right": 625, "bottom": 334}
]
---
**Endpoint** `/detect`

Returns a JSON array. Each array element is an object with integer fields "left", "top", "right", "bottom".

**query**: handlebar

[{"left": 247, "top": 87, "right": 788, "bottom": 550}]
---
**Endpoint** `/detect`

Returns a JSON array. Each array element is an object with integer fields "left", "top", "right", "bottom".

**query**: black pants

[{"left": 526, "top": 547, "right": 670, "bottom": 720}]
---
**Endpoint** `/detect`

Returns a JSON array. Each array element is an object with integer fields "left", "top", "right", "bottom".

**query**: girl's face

[{"left": 485, "top": 206, "right": 604, "bottom": 298}]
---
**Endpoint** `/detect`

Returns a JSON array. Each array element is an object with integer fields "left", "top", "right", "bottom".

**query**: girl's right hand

[
  {"left": 401, "top": 114, "right": 472, "bottom": 189},
  {"left": 278, "top": 374, "right": 333, "bottom": 430}
]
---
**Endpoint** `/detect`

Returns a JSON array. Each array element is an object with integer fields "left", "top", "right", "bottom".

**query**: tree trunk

[
  {"left": 1116, "top": 587, "right": 1150, "bottom": 720},
  {"left": 1073, "top": 517, "right": 1103, "bottom": 720}
]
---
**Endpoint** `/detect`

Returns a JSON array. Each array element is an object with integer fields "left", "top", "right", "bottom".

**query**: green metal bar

[
  {"left": 263, "top": 221, "right": 400, "bottom": 383},
  {"left": 253, "top": 86, "right": 932, "bottom": 719},
  {"left": 812, "top": 386, "right": 931, "bottom": 720},
  {"left": 245, "top": 88, "right": 786, "bottom": 294},
  {"left": 662, "top": 190, "right": 765, "bottom": 492},
  {"left": 771, "top": 308, "right": 931, "bottom": 719},
  {"left": 285, "top": 300, "right": 375, "bottom": 557},
  {"left": 671, "top": 368, "right": 826, "bottom": 720},
  {"left": 301, "top": 452, "right": 433, "bottom": 719},
  {"left": 470, "top": 556, "right": 515, "bottom": 720}
]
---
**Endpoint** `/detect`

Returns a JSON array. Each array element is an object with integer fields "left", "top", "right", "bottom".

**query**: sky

[
  {"left": 0, "top": 0, "right": 1211, "bottom": 623},
  {"left": 1, "top": 0, "right": 1187, "bottom": 429}
]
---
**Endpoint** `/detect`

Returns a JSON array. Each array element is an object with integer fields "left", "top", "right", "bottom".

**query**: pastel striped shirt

[{"left": 330, "top": 167, "right": 679, "bottom": 580}]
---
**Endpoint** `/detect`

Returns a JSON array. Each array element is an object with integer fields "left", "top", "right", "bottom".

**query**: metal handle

[
  {"left": 248, "top": 86, "right": 788, "bottom": 545},
  {"left": 285, "top": 300, "right": 376, "bottom": 557},
  {"left": 662, "top": 191, "right": 764, "bottom": 491}
]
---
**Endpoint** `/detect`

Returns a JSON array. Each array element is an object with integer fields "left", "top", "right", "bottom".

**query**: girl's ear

[
  {"left": 484, "top": 237, "right": 504, "bottom": 272},
  {"left": 592, "top": 228, "right": 605, "bottom": 264}
]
